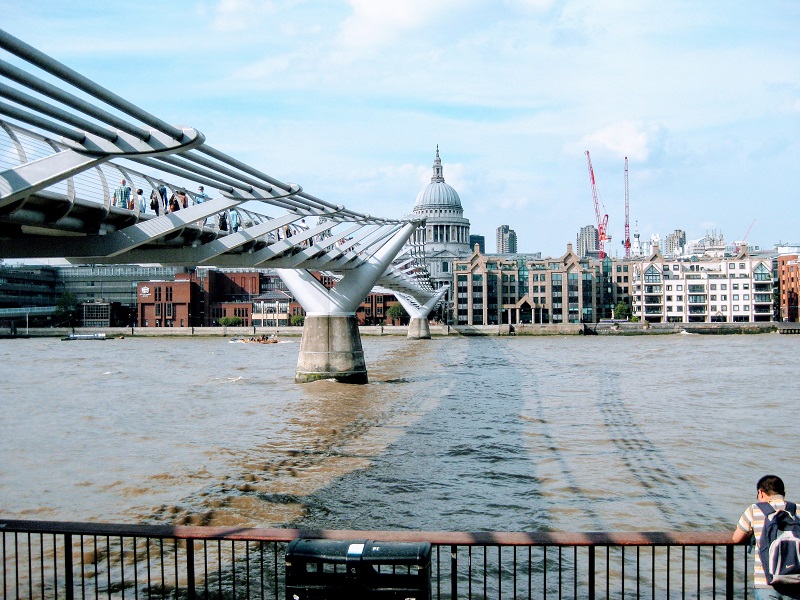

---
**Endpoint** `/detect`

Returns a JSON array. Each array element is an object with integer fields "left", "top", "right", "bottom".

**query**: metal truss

[{"left": 0, "top": 28, "right": 435, "bottom": 302}]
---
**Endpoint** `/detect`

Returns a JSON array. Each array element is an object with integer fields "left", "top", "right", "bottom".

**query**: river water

[{"left": 1, "top": 334, "right": 797, "bottom": 535}]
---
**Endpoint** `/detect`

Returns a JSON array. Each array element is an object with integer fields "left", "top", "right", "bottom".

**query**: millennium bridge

[
  {"left": 0, "top": 29, "right": 752, "bottom": 599},
  {"left": 0, "top": 28, "right": 447, "bottom": 384}
]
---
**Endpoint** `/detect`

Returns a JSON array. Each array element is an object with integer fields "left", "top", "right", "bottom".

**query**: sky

[{"left": 2, "top": 0, "right": 799, "bottom": 256}]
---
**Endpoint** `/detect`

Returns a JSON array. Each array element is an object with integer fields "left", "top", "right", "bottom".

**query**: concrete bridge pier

[
  {"left": 294, "top": 313, "right": 367, "bottom": 384},
  {"left": 394, "top": 287, "right": 449, "bottom": 340},
  {"left": 277, "top": 222, "right": 416, "bottom": 383},
  {"left": 406, "top": 317, "right": 430, "bottom": 339}
]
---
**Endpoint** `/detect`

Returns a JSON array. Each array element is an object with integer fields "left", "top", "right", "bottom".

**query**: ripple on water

[{"left": 1, "top": 335, "right": 799, "bottom": 534}]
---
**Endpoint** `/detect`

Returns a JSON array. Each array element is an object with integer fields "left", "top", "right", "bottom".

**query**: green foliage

[
  {"left": 290, "top": 314, "right": 305, "bottom": 326},
  {"left": 386, "top": 303, "right": 407, "bottom": 321},
  {"left": 55, "top": 292, "right": 78, "bottom": 316},
  {"left": 219, "top": 316, "right": 243, "bottom": 326},
  {"left": 613, "top": 301, "right": 632, "bottom": 320}
]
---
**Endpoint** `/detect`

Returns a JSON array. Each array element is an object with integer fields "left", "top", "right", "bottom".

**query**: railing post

[
  {"left": 186, "top": 539, "right": 196, "bottom": 600},
  {"left": 64, "top": 533, "right": 74, "bottom": 600},
  {"left": 450, "top": 545, "right": 457, "bottom": 599},
  {"left": 588, "top": 546, "right": 595, "bottom": 600},
  {"left": 725, "top": 545, "right": 734, "bottom": 600}
]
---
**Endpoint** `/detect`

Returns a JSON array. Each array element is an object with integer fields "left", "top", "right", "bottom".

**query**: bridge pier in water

[
  {"left": 277, "top": 223, "right": 416, "bottom": 383},
  {"left": 294, "top": 314, "right": 367, "bottom": 383},
  {"left": 395, "top": 287, "right": 449, "bottom": 339}
]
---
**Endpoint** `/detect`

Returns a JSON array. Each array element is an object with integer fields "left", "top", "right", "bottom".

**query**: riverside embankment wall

[{"left": 3, "top": 322, "right": 794, "bottom": 338}]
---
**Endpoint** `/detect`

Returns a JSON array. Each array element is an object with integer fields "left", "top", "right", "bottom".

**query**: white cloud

[
  {"left": 503, "top": 0, "right": 555, "bottom": 13},
  {"left": 211, "top": 0, "right": 278, "bottom": 32},
  {"left": 337, "top": 0, "right": 464, "bottom": 50},
  {"left": 577, "top": 121, "right": 664, "bottom": 162}
]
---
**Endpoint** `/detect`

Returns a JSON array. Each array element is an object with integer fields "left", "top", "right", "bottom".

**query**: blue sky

[{"left": 3, "top": 0, "right": 799, "bottom": 256}]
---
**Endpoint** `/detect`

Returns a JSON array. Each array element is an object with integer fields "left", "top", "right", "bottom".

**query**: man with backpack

[{"left": 733, "top": 475, "right": 800, "bottom": 599}]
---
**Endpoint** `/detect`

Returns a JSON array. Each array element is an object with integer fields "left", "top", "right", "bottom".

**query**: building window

[
  {"left": 754, "top": 264, "right": 770, "bottom": 281},
  {"left": 644, "top": 266, "right": 661, "bottom": 283},
  {"left": 166, "top": 287, "right": 173, "bottom": 302}
]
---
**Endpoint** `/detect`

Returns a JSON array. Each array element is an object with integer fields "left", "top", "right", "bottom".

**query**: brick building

[{"left": 777, "top": 254, "right": 799, "bottom": 321}]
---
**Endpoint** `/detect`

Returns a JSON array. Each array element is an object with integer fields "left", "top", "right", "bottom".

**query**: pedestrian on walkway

[
  {"left": 113, "top": 178, "right": 130, "bottom": 209},
  {"left": 733, "top": 475, "right": 799, "bottom": 599}
]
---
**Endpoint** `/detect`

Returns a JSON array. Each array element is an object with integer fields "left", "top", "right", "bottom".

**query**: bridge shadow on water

[{"left": 295, "top": 336, "right": 725, "bottom": 535}]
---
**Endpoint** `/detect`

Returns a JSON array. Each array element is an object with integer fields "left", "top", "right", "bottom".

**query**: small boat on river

[
  {"left": 229, "top": 335, "right": 280, "bottom": 344},
  {"left": 62, "top": 332, "right": 108, "bottom": 341}
]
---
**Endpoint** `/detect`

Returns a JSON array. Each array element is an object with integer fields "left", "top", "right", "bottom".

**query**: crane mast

[
  {"left": 585, "top": 150, "right": 609, "bottom": 259},
  {"left": 623, "top": 157, "right": 631, "bottom": 258}
]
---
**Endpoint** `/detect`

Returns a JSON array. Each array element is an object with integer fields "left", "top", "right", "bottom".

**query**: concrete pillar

[
  {"left": 395, "top": 287, "right": 449, "bottom": 339},
  {"left": 277, "top": 222, "right": 417, "bottom": 384},
  {"left": 295, "top": 315, "right": 367, "bottom": 383},
  {"left": 407, "top": 317, "right": 430, "bottom": 339}
]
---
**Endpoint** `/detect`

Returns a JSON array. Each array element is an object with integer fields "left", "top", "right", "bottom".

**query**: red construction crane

[
  {"left": 585, "top": 150, "right": 610, "bottom": 258},
  {"left": 623, "top": 157, "right": 631, "bottom": 258},
  {"left": 735, "top": 219, "right": 756, "bottom": 254}
]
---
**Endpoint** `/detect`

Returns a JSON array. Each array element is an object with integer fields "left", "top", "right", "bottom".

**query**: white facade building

[{"left": 631, "top": 251, "right": 773, "bottom": 323}]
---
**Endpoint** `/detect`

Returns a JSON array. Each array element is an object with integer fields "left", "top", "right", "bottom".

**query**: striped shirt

[{"left": 737, "top": 496, "right": 787, "bottom": 588}]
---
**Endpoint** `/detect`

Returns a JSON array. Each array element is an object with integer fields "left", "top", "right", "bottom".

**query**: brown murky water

[{"left": 1, "top": 334, "right": 797, "bottom": 533}]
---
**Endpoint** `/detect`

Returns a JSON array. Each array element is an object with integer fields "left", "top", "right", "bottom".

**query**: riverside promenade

[{"left": 0, "top": 321, "right": 789, "bottom": 339}]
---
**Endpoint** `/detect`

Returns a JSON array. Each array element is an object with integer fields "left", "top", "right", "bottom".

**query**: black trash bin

[{"left": 286, "top": 538, "right": 432, "bottom": 600}]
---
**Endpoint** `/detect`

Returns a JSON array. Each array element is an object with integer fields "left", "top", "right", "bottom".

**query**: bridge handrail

[
  {"left": 0, "top": 518, "right": 735, "bottom": 547},
  {"left": 0, "top": 518, "right": 746, "bottom": 599}
]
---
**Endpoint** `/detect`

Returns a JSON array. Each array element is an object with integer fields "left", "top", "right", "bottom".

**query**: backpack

[{"left": 757, "top": 501, "right": 800, "bottom": 585}]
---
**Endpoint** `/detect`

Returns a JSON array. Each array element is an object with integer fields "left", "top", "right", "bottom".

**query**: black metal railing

[{"left": 1, "top": 519, "right": 748, "bottom": 599}]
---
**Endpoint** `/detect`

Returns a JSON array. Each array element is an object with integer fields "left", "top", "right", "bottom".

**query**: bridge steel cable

[{"left": 0, "top": 28, "right": 441, "bottom": 382}]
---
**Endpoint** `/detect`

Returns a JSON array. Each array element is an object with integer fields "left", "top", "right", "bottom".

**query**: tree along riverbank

[{"left": 1, "top": 322, "right": 794, "bottom": 339}]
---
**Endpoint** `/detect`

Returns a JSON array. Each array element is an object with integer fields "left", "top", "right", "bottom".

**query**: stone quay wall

[{"left": 2, "top": 322, "right": 792, "bottom": 338}]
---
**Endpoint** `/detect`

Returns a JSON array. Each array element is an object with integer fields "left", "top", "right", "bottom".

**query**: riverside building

[
  {"left": 452, "top": 243, "right": 616, "bottom": 325},
  {"left": 452, "top": 245, "right": 775, "bottom": 325},
  {"left": 631, "top": 250, "right": 773, "bottom": 323}
]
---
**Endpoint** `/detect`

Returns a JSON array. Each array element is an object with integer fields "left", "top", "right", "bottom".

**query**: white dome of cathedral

[
  {"left": 414, "top": 146, "right": 462, "bottom": 209},
  {"left": 408, "top": 146, "right": 472, "bottom": 308}
]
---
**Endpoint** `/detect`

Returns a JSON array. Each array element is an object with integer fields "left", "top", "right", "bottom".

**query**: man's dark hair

[{"left": 757, "top": 475, "right": 785, "bottom": 496}]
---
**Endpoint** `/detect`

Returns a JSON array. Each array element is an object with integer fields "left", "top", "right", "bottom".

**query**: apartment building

[
  {"left": 452, "top": 244, "right": 620, "bottom": 325},
  {"left": 631, "top": 251, "right": 773, "bottom": 323}
]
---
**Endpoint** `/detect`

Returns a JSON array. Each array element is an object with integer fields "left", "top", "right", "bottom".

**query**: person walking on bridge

[
  {"left": 733, "top": 475, "right": 800, "bottom": 599},
  {"left": 113, "top": 178, "right": 130, "bottom": 209}
]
